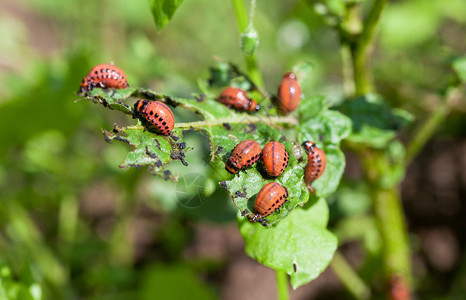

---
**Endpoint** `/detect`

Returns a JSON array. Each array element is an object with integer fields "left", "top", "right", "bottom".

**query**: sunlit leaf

[{"left": 238, "top": 198, "right": 337, "bottom": 289}]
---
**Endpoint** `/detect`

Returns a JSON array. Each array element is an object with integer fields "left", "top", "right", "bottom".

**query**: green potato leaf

[{"left": 238, "top": 197, "right": 337, "bottom": 289}]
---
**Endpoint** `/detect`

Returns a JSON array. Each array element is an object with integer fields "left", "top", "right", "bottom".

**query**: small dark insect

[
  {"left": 225, "top": 140, "right": 261, "bottom": 174},
  {"left": 261, "top": 141, "right": 289, "bottom": 178},
  {"left": 244, "top": 123, "right": 257, "bottom": 134},
  {"left": 145, "top": 146, "right": 158, "bottom": 159},
  {"left": 217, "top": 87, "right": 260, "bottom": 113},
  {"left": 163, "top": 170, "right": 171, "bottom": 180},
  {"left": 302, "top": 141, "right": 327, "bottom": 193},
  {"left": 215, "top": 146, "right": 224, "bottom": 155},
  {"left": 252, "top": 182, "right": 289, "bottom": 226},
  {"left": 235, "top": 188, "right": 247, "bottom": 198},
  {"left": 177, "top": 142, "right": 186, "bottom": 150},
  {"left": 154, "top": 160, "right": 163, "bottom": 168},
  {"left": 220, "top": 181, "right": 228, "bottom": 190},
  {"left": 182, "top": 126, "right": 194, "bottom": 135},
  {"left": 223, "top": 123, "right": 232, "bottom": 130},
  {"left": 276, "top": 72, "right": 301, "bottom": 114},
  {"left": 133, "top": 99, "right": 175, "bottom": 136},
  {"left": 170, "top": 152, "right": 188, "bottom": 166},
  {"left": 153, "top": 139, "right": 161, "bottom": 150},
  {"left": 79, "top": 63, "right": 129, "bottom": 93},
  {"left": 195, "top": 94, "right": 205, "bottom": 102},
  {"left": 170, "top": 134, "right": 180, "bottom": 141}
]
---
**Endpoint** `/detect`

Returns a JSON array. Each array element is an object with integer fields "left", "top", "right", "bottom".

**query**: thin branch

[
  {"left": 352, "top": 0, "right": 389, "bottom": 95},
  {"left": 275, "top": 270, "right": 290, "bottom": 300},
  {"left": 405, "top": 87, "right": 462, "bottom": 165},
  {"left": 231, "top": 0, "right": 264, "bottom": 88},
  {"left": 331, "top": 251, "right": 371, "bottom": 300},
  {"left": 125, "top": 115, "right": 298, "bottom": 131}
]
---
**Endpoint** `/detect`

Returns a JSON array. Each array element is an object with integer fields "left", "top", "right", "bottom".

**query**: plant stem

[
  {"left": 361, "top": 149, "right": 412, "bottom": 297},
  {"left": 339, "top": 0, "right": 413, "bottom": 297},
  {"left": 405, "top": 87, "right": 461, "bottom": 165},
  {"left": 275, "top": 270, "right": 289, "bottom": 300},
  {"left": 372, "top": 185, "right": 411, "bottom": 282},
  {"left": 331, "top": 252, "right": 371, "bottom": 300},
  {"left": 125, "top": 115, "right": 298, "bottom": 131},
  {"left": 231, "top": 0, "right": 265, "bottom": 88},
  {"left": 352, "top": 0, "right": 389, "bottom": 95}
]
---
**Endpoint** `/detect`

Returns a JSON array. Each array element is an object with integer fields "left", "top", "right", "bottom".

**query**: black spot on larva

[
  {"left": 100, "top": 69, "right": 104, "bottom": 73},
  {"left": 94, "top": 70, "right": 98, "bottom": 74},
  {"left": 159, "top": 117, "right": 163, "bottom": 121},
  {"left": 162, "top": 121, "right": 166, "bottom": 125},
  {"left": 154, "top": 113, "right": 159, "bottom": 118},
  {"left": 149, "top": 111, "right": 154, "bottom": 115}
]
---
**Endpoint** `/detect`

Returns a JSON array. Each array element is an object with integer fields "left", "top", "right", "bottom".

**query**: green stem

[
  {"left": 340, "top": 43, "right": 355, "bottom": 96},
  {"left": 405, "top": 88, "right": 461, "bottom": 165},
  {"left": 373, "top": 186, "right": 411, "bottom": 281},
  {"left": 231, "top": 0, "right": 264, "bottom": 88},
  {"left": 361, "top": 150, "right": 412, "bottom": 296},
  {"left": 126, "top": 115, "right": 298, "bottom": 130},
  {"left": 275, "top": 270, "right": 289, "bottom": 300},
  {"left": 338, "top": 1, "right": 413, "bottom": 298},
  {"left": 331, "top": 252, "right": 371, "bottom": 300},
  {"left": 352, "top": 0, "right": 389, "bottom": 95}
]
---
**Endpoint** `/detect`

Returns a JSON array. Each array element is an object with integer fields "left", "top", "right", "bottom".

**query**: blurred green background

[{"left": 0, "top": 0, "right": 465, "bottom": 299}]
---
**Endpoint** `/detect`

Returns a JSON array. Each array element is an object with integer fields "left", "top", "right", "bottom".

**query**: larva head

[
  {"left": 225, "top": 161, "right": 237, "bottom": 174},
  {"left": 302, "top": 141, "right": 316, "bottom": 154},
  {"left": 248, "top": 99, "right": 261, "bottom": 112},
  {"left": 133, "top": 99, "right": 147, "bottom": 113}
]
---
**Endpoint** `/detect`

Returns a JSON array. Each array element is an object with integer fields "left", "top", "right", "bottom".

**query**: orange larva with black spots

[
  {"left": 133, "top": 100, "right": 175, "bottom": 136},
  {"left": 218, "top": 87, "right": 260, "bottom": 113},
  {"left": 79, "top": 63, "right": 129, "bottom": 93},
  {"left": 276, "top": 72, "right": 301, "bottom": 114},
  {"left": 261, "top": 141, "right": 289, "bottom": 178},
  {"left": 253, "top": 182, "right": 289, "bottom": 225},
  {"left": 302, "top": 141, "right": 327, "bottom": 193},
  {"left": 225, "top": 140, "right": 261, "bottom": 174}
]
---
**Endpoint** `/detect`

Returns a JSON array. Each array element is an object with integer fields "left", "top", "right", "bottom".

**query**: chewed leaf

[
  {"left": 103, "top": 125, "right": 190, "bottom": 181},
  {"left": 216, "top": 125, "right": 310, "bottom": 227},
  {"left": 238, "top": 198, "right": 337, "bottom": 289}
]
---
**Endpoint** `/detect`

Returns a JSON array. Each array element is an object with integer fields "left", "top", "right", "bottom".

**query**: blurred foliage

[{"left": 0, "top": 0, "right": 464, "bottom": 299}]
